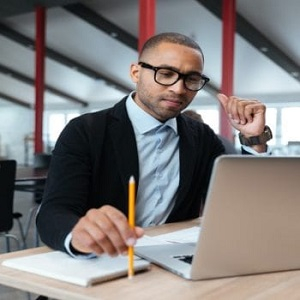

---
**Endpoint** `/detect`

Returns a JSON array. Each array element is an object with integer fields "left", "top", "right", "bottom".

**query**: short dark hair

[{"left": 139, "top": 32, "right": 204, "bottom": 62}]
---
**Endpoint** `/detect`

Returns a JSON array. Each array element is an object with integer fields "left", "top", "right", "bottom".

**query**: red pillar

[
  {"left": 220, "top": 0, "right": 236, "bottom": 140},
  {"left": 138, "top": 0, "right": 156, "bottom": 53},
  {"left": 34, "top": 6, "right": 46, "bottom": 154}
]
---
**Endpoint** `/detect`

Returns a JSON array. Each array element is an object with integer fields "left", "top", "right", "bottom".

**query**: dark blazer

[{"left": 37, "top": 97, "right": 225, "bottom": 252}]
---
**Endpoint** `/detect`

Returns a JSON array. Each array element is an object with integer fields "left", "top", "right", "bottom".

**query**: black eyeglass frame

[{"left": 138, "top": 61, "right": 210, "bottom": 91}]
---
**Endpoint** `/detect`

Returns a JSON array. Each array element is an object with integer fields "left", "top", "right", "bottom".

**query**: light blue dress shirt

[
  {"left": 126, "top": 93, "right": 180, "bottom": 227},
  {"left": 64, "top": 92, "right": 180, "bottom": 256}
]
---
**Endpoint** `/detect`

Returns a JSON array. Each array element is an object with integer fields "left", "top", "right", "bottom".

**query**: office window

[
  {"left": 265, "top": 108, "right": 277, "bottom": 146},
  {"left": 46, "top": 112, "right": 80, "bottom": 145},
  {"left": 48, "top": 114, "right": 65, "bottom": 143},
  {"left": 281, "top": 107, "right": 300, "bottom": 145},
  {"left": 196, "top": 109, "right": 219, "bottom": 133}
]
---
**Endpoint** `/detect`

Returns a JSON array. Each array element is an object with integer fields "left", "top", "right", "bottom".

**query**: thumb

[
  {"left": 216, "top": 93, "right": 228, "bottom": 107},
  {"left": 134, "top": 226, "right": 145, "bottom": 239}
]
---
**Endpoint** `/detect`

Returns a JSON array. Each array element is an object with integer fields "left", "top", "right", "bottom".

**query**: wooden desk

[
  {"left": 15, "top": 167, "right": 47, "bottom": 193},
  {"left": 1, "top": 219, "right": 300, "bottom": 300},
  {"left": 16, "top": 167, "right": 48, "bottom": 182}
]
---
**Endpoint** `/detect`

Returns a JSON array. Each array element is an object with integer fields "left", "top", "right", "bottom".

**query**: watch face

[{"left": 265, "top": 126, "right": 273, "bottom": 139}]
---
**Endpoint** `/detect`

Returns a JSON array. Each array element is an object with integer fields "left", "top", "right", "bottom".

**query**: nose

[{"left": 169, "top": 78, "right": 186, "bottom": 93}]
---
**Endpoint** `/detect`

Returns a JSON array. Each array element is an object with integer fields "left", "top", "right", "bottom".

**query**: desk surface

[
  {"left": 16, "top": 167, "right": 48, "bottom": 182},
  {"left": 1, "top": 219, "right": 300, "bottom": 300}
]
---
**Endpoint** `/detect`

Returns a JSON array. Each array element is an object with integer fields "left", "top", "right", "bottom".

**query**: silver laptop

[{"left": 136, "top": 155, "right": 300, "bottom": 280}]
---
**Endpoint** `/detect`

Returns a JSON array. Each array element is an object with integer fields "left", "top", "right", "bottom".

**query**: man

[{"left": 37, "top": 32, "right": 271, "bottom": 258}]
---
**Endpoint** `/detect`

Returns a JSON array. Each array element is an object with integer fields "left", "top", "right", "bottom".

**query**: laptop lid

[{"left": 136, "top": 156, "right": 300, "bottom": 280}]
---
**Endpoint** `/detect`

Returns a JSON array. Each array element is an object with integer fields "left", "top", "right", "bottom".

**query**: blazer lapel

[
  {"left": 176, "top": 117, "right": 198, "bottom": 204},
  {"left": 107, "top": 99, "right": 140, "bottom": 190}
]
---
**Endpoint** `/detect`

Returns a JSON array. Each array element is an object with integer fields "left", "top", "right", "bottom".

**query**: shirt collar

[{"left": 126, "top": 92, "right": 178, "bottom": 135}]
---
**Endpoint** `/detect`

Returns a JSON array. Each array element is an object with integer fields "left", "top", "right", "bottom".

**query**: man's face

[{"left": 130, "top": 42, "right": 204, "bottom": 122}]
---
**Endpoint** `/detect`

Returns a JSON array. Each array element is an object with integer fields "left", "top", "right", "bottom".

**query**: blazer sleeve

[{"left": 36, "top": 112, "right": 106, "bottom": 252}]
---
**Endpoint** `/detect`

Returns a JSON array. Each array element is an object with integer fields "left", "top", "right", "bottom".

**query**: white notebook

[{"left": 2, "top": 250, "right": 150, "bottom": 287}]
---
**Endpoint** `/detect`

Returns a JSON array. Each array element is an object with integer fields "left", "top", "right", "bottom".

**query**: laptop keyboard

[{"left": 173, "top": 255, "right": 194, "bottom": 264}]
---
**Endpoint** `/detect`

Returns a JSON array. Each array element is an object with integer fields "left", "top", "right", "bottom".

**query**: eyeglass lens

[{"left": 155, "top": 69, "right": 205, "bottom": 91}]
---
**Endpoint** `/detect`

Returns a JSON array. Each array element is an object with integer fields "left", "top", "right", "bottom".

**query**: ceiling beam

[
  {"left": 63, "top": 3, "right": 218, "bottom": 96},
  {"left": 0, "top": 4, "right": 219, "bottom": 101},
  {"left": 195, "top": 0, "right": 300, "bottom": 83},
  {"left": 0, "top": 22, "right": 132, "bottom": 95},
  {"left": 0, "top": 0, "right": 78, "bottom": 18},
  {"left": 63, "top": 3, "right": 138, "bottom": 50},
  {"left": 0, "top": 63, "right": 89, "bottom": 107},
  {"left": 0, "top": 91, "right": 32, "bottom": 109}
]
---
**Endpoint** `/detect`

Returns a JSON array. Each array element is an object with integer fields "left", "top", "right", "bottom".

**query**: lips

[
  {"left": 163, "top": 99, "right": 182, "bottom": 109},
  {"left": 162, "top": 96, "right": 182, "bottom": 103},
  {"left": 165, "top": 98, "right": 181, "bottom": 102}
]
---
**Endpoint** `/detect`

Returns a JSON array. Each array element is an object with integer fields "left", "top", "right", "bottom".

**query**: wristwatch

[{"left": 239, "top": 125, "right": 273, "bottom": 146}]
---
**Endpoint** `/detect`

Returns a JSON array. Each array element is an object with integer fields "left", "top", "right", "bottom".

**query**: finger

[
  {"left": 216, "top": 93, "right": 228, "bottom": 109},
  {"left": 94, "top": 208, "right": 130, "bottom": 255},
  {"left": 243, "top": 103, "right": 257, "bottom": 123},
  {"left": 71, "top": 219, "right": 106, "bottom": 255},
  {"left": 238, "top": 100, "right": 263, "bottom": 124},
  {"left": 227, "top": 97, "right": 257, "bottom": 125},
  {"left": 220, "top": 95, "right": 241, "bottom": 124},
  {"left": 134, "top": 226, "right": 145, "bottom": 238},
  {"left": 101, "top": 206, "right": 137, "bottom": 249},
  {"left": 235, "top": 99, "right": 248, "bottom": 125},
  {"left": 217, "top": 94, "right": 242, "bottom": 124},
  {"left": 72, "top": 208, "right": 126, "bottom": 256}
]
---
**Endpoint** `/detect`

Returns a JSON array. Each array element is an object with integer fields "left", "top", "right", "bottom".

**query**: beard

[{"left": 134, "top": 84, "right": 193, "bottom": 122}]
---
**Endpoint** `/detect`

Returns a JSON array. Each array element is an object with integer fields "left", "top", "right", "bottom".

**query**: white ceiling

[{"left": 0, "top": 0, "right": 299, "bottom": 111}]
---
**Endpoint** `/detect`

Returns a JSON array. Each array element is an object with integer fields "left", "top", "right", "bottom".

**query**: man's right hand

[{"left": 71, "top": 205, "right": 144, "bottom": 256}]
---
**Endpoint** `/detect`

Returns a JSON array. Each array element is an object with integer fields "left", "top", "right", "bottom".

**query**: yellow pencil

[{"left": 128, "top": 175, "right": 135, "bottom": 279}]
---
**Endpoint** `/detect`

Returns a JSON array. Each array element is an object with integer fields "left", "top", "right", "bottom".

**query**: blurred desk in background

[
  {"left": 15, "top": 167, "right": 48, "bottom": 193},
  {"left": 16, "top": 167, "right": 48, "bottom": 182}
]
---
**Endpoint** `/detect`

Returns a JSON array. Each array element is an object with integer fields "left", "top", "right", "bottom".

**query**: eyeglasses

[{"left": 138, "top": 62, "right": 210, "bottom": 92}]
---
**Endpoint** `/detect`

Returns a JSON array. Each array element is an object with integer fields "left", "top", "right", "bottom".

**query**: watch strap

[{"left": 239, "top": 125, "right": 273, "bottom": 146}]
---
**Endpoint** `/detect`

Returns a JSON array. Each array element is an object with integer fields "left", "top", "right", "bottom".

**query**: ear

[{"left": 130, "top": 63, "right": 139, "bottom": 83}]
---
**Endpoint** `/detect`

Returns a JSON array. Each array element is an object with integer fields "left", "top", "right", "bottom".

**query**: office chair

[
  {"left": 0, "top": 160, "right": 26, "bottom": 251},
  {"left": 24, "top": 153, "right": 51, "bottom": 247},
  {"left": 33, "top": 153, "right": 51, "bottom": 204},
  {"left": 33, "top": 153, "right": 51, "bottom": 170}
]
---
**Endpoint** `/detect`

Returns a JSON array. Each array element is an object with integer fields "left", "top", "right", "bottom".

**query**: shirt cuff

[
  {"left": 241, "top": 145, "right": 272, "bottom": 156},
  {"left": 64, "top": 232, "right": 96, "bottom": 259}
]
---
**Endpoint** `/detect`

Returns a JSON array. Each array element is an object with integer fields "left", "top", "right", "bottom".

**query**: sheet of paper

[
  {"left": 136, "top": 226, "right": 201, "bottom": 246},
  {"left": 154, "top": 226, "right": 201, "bottom": 243},
  {"left": 136, "top": 235, "right": 171, "bottom": 246}
]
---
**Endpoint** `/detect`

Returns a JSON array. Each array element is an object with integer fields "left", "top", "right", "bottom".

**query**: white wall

[{"left": 0, "top": 105, "right": 34, "bottom": 165}]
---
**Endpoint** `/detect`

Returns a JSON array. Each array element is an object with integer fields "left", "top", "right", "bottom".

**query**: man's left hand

[
  {"left": 217, "top": 93, "right": 268, "bottom": 153},
  {"left": 217, "top": 93, "right": 266, "bottom": 137}
]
